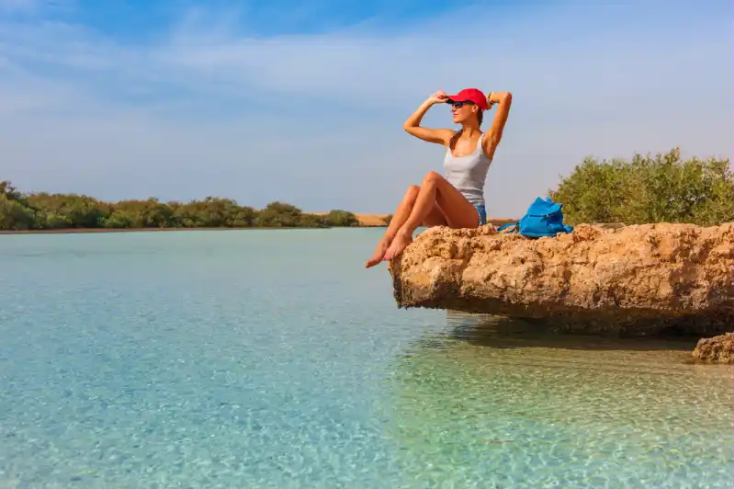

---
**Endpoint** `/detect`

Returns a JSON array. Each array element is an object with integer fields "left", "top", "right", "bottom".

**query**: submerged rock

[
  {"left": 389, "top": 223, "right": 733, "bottom": 336},
  {"left": 692, "top": 333, "right": 734, "bottom": 364}
]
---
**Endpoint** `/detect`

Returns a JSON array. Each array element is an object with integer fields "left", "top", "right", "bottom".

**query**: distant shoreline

[
  {"left": 0, "top": 216, "right": 518, "bottom": 236},
  {"left": 0, "top": 226, "right": 388, "bottom": 236},
  {"left": 0, "top": 180, "right": 517, "bottom": 234}
]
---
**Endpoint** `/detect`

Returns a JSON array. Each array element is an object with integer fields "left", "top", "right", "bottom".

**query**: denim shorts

[{"left": 475, "top": 205, "right": 487, "bottom": 226}]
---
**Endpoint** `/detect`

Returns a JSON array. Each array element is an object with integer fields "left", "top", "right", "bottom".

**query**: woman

[{"left": 365, "top": 88, "right": 513, "bottom": 268}]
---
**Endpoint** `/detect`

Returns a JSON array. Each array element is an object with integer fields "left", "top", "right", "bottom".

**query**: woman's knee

[
  {"left": 404, "top": 185, "right": 420, "bottom": 202},
  {"left": 422, "top": 171, "right": 442, "bottom": 186}
]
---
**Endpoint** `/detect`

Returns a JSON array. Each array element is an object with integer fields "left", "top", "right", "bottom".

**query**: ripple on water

[{"left": 383, "top": 313, "right": 734, "bottom": 488}]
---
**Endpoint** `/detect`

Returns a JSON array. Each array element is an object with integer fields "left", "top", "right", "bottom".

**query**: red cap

[{"left": 446, "top": 88, "right": 488, "bottom": 111}]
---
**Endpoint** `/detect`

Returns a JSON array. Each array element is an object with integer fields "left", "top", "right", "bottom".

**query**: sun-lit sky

[{"left": 1, "top": 0, "right": 731, "bottom": 216}]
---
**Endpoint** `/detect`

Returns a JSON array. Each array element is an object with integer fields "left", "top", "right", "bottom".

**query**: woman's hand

[{"left": 427, "top": 90, "right": 449, "bottom": 104}]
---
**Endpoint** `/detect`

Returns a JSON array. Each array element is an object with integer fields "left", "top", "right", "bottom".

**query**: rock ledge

[{"left": 389, "top": 223, "right": 733, "bottom": 336}]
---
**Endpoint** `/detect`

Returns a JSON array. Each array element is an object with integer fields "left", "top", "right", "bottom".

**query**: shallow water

[{"left": 0, "top": 229, "right": 731, "bottom": 488}]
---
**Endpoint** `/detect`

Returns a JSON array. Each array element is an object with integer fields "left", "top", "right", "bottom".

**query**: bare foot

[
  {"left": 365, "top": 237, "right": 390, "bottom": 268},
  {"left": 383, "top": 231, "right": 413, "bottom": 261}
]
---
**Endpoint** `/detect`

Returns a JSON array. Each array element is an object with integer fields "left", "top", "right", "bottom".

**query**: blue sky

[{"left": 1, "top": 0, "right": 731, "bottom": 216}]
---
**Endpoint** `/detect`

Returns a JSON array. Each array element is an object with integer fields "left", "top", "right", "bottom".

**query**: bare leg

[
  {"left": 384, "top": 171, "right": 478, "bottom": 260},
  {"left": 422, "top": 203, "right": 448, "bottom": 227},
  {"left": 365, "top": 185, "right": 420, "bottom": 268}
]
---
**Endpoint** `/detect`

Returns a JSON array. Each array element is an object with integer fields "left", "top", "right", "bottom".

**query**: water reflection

[{"left": 383, "top": 311, "right": 734, "bottom": 488}]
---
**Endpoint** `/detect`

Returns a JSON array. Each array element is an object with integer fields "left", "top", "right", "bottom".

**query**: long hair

[{"left": 449, "top": 106, "right": 484, "bottom": 150}]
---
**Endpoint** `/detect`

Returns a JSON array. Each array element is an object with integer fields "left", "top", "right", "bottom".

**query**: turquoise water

[{"left": 0, "top": 229, "right": 732, "bottom": 488}]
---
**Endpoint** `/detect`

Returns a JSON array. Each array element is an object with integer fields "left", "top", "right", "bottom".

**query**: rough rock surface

[
  {"left": 389, "top": 223, "right": 733, "bottom": 336},
  {"left": 691, "top": 333, "right": 734, "bottom": 364}
]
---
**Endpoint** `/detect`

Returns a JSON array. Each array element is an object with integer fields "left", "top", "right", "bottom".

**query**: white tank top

[{"left": 443, "top": 132, "right": 492, "bottom": 207}]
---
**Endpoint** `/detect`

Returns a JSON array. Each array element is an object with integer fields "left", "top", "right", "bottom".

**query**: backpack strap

[{"left": 497, "top": 222, "right": 519, "bottom": 233}]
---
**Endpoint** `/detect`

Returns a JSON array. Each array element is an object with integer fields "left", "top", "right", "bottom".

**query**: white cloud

[{"left": 0, "top": 1, "right": 731, "bottom": 216}]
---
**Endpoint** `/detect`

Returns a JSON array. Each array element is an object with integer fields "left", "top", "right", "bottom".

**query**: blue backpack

[{"left": 497, "top": 197, "right": 574, "bottom": 238}]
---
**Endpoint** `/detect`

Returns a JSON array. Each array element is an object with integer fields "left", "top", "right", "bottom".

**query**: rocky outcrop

[
  {"left": 389, "top": 223, "right": 733, "bottom": 336},
  {"left": 691, "top": 333, "right": 734, "bottom": 364}
]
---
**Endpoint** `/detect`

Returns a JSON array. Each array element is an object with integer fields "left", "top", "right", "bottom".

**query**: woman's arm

[
  {"left": 403, "top": 91, "right": 456, "bottom": 146},
  {"left": 482, "top": 91, "right": 513, "bottom": 160}
]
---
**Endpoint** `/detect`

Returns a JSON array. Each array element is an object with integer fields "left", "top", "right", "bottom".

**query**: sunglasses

[{"left": 450, "top": 101, "right": 475, "bottom": 109}]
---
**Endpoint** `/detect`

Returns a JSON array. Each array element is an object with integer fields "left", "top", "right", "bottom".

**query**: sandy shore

[{"left": 311, "top": 213, "right": 517, "bottom": 227}]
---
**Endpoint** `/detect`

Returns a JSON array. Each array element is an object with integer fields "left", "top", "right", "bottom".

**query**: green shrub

[
  {"left": 0, "top": 194, "right": 36, "bottom": 230},
  {"left": 254, "top": 201, "right": 303, "bottom": 227},
  {"left": 549, "top": 148, "right": 733, "bottom": 226},
  {"left": 323, "top": 210, "right": 360, "bottom": 227}
]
